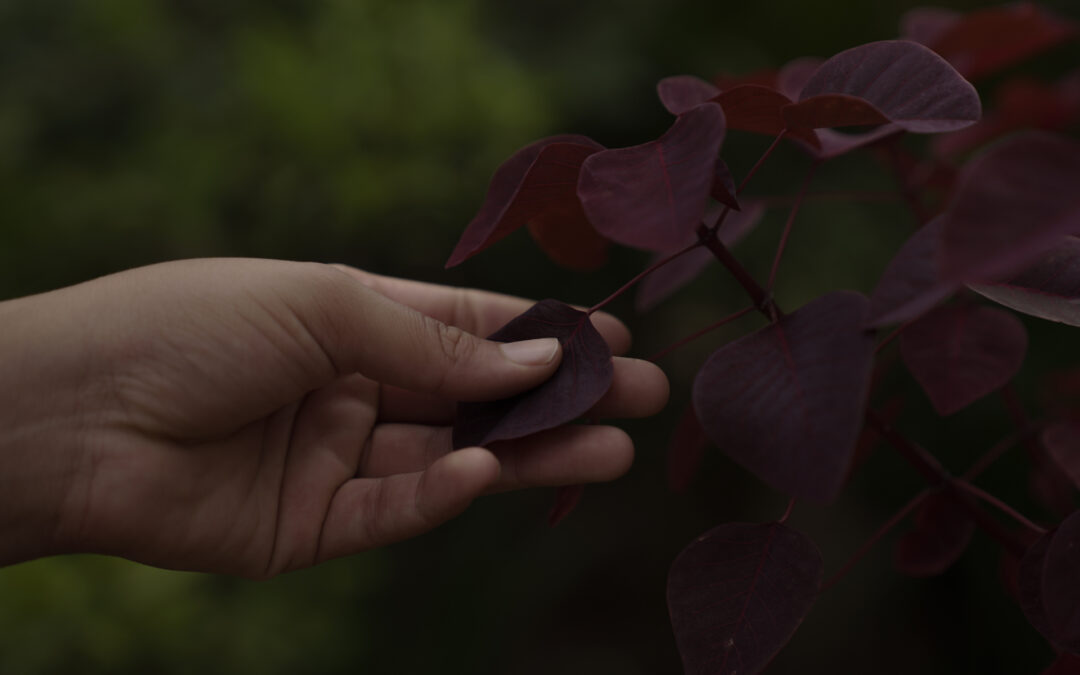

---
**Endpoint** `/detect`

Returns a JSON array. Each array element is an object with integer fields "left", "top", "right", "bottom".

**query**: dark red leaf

[
  {"left": 714, "top": 85, "right": 822, "bottom": 149},
  {"left": 711, "top": 158, "right": 740, "bottom": 211},
  {"left": 867, "top": 216, "right": 956, "bottom": 327},
  {"left": 894, "top": 491, "right": 975, "bottom": 576},
  {"left": 1044, "top": 421, "right": 1080, "bottom": 490},
  {"left": 667, "top": 405, "right": 709, "bottom": 493},
  {"left": 692, "top": 291, "right": 876, "bottom": 502},
  {"left": 713, "top": 69, "right": 781, "bottom": 92},
  {"left": 446, "top": 137, "right": 604, "bottom": 267},
  {"left": 667, "top": 522, "right": 823, "bottom": 675},
  {"left": 941, "top": 132, "right": 1080, "bottom": 283},
  {"left": 791, "top": 40, "right": 981, "bottom": 134},
  {"left": 548, "top": 485, "right": 585, "bottom": 527},
  {"left": 900, "top": 304, "right": 1027, "bottom": 416},
  {"left": 915, "top": 3, "right": 1077, "bottom": 81},
  {"left": 526, "top": 200, "right": 609, "bottom": 270},
  {"left": 1044, "top": 510, "right": 1080, "bottom": 652},
  {"left": 658, "top": 75, "right": 720, "bottom": 116},
  {"left": 635, "top": 202, "right": 766, "bottom": 312},
  {"left": 1044, "top": 653, "right": 1080, "bottom": 675},
  {"left": 970, "top": 237, "right": 1080, "bottom": 327},
  {"left": 452, "top": 300, "right": 613, "bottom": 448},
  {"left": 578, "top": 103, "right": 726, "bottom": 251},
  {"left": 776, "top": 58, "right": 822, "bottom": 101},
  {"left": 900, "top": 7, "right": 961, "bottom": 47}
]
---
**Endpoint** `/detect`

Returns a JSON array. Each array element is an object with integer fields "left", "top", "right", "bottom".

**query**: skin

[{"left": 0, "top": 259, "right": 668, "bottom": 578}]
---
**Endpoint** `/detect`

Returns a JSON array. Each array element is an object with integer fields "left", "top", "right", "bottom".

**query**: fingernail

[{"left": 500, "top": 338, "right": 559, "bottom": 366}]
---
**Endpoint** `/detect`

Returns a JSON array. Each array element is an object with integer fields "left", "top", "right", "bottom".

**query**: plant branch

[
  {"left": 767, "top": 161, "right": 820, "bottom": 290},
  {"left": 737, "top": 129, "right": 788, "bottom": 196},
  {"left": 778, "top": 497, "right": 797, "bottom": 525},
  {"left": 588, "top": 240, "right": 703, "bottom": 315},
  {"left": 874, "top": 320, "right": 913, "bottom": 354},
  {"left": 696, "top": 223, "right": 781, "bottom": 321},
  {"left": 951, "top": 479, "right": 1048, "bottom": 536},
  {"left": 647, "top": 305, "right": 756, "bottom": 361},
  {"left": 821, "top": 489, "right": 929, "bottom": 592},
  {"left": 962, "top": 421, "right": 1046, "bottom": 482}
]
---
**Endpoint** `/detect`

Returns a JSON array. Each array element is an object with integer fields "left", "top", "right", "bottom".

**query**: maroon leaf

[
  {"left": 1044, "top": 653, "right": 1080, "bottom": 675},
  {"left": 452, "top": 300, "right": 613, "bottom": 448},
  {"left": 667, "top": 522, "right": 823, "bottom": 675},
  {"left": 446, "top": 137, "right": 604, "bottom": 267},
  {"left": 548, "top": 485, "right": 585, "bottom": 527},
  {"left": 1044, "top": 509, "right": 1080, "bottom": 652},
  {"left": 658, "top": 75, "right": 720, "bottom": 116},
  {"left": 910, "top": 3, "right": 1077, "bottom": 81},
  {"left": 900, "top": 304, "right": 1027, "bottom": 416},
  {"left": 970, "top": 237, "right": 1080, "bottom": 327},
  {"left": 635, "top": 202, "right": 766, "bottom": 312},
  {"left": 692, "top": 291, "right": 876, "bottom": 502},
  {"left": 894, "top": 491, "right": 975, "bottom": 577},
  {"left": 867, "top": 216, "right": 956, "bottom": 327},
  {"left": 776, "top": 58, "right": 822, "bottom": 101},
  {"left": 940, "top": 132, "right": 1080, "bottom": 283},
  {"left": 900, "top": 7, "right": 961, "bottom": 47},
  {"left": 790, "top": 40, "right": 981, "bottom": 134},
  {"left": 578, "top": 103, "right": 726, "bottom": 251},
  {"left": 666, "top": 405, "right": 709, "bottom": 493},
  {"left": 526, "top": 200, "right": 610, "bottom": 270},
  {"left": 714, "top": 85, "right": 822, "bottom": 149},
  {"left": 1044, "top": 421, "right": 1080, "bottom": 490}
]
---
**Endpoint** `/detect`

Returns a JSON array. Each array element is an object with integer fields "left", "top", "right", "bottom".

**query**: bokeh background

[{"left": 1, "top": 1, "right": 1078, "bottom": 673}]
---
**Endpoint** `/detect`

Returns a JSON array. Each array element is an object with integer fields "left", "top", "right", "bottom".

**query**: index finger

[{"left": 330, "top": 265, "right": 632, "bottom": 355}]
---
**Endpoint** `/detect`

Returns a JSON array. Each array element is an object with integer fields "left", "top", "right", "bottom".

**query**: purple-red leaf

[
  {"left": 526, "top": 201, "right": 610, "bottom": 270},
  {"left": 940, "top": 132, "right": 1080, "bottom": 283},
  {"left": 1044, "top": 509, "right": 1080, "bottom": 652},
  {"left": 578, "top": 103, "right": 726, "bottom": 251},
  {"left": 970, "top": 237, "right": 1080, "bottom": 327},
  {"left": 667, "top": 522, "right": 823, "bottom": 675},
  {"left": 894, "top": 491, "right": 975, "bottom": 577},
  {"left": 447, "top": 136, "right": 604, "bottom": 268},
  {"left": 548, "top": 484, "right": 585, "bottom": 527},
  {"left": 1043, "top": 421, "right": 1080, "bottom": 490},
  {"left": 692, "top": 291, "right": 876, "bottom": 502},
  {"left": 658, "top": 75, "right": 720, "bottom": 116},
  {"left": 666, "top": 405, "right": 709, "bottom": 493},
  {"left": 906, "top": 3, "right": 1077, "bottom": 82},
  {"left": 452, "top": 300, "right": 613, "bottom": 448},
  {"left": 790, "top": 40, "right": 981, "bottom": 134},
  {"left": 867, "top": 216, "right": 956, "bottom": 327},
  {"left": 714, "top": 85, "right": 822, "bottom": 150},
  {"left": 1044, "top": 653, "right": 1080, "bottom": 675},
  {"left": 900, "top": 304, "right": 1027, "bottom": 416},
  {"left": 635, "top": 202, "right": 766, "bottom": 312}
]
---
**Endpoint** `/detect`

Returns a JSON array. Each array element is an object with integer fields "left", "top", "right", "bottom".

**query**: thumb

[{"left": 294, "top": 265, "right": 563, "bottom": 401}]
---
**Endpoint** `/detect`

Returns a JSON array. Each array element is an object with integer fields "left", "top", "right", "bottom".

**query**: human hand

[{"left": 0, "top": 259, "right": 667, "bottom": 577}]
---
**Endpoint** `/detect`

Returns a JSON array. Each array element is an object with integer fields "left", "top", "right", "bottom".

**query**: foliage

[{"left": 448, "top": 4, "right": 1080, "bottom": 672}]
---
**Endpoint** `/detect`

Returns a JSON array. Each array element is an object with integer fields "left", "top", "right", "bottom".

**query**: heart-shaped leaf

[
  {"left": 692, "top": 291, "right": 876, "bottom": 502},
  {"left": 790, "top": 40, "right": 981, "bottom": 134},
  {"left": 940, "top": 132, "right": 1080, "bottom": 283},
  {"left": 668, "top": 522, "right": 823, "bottom": 675},
  {"left": 578, "top": 103, "right": 726, "bottom": 251},
  {"left": 666, "top": 405, "right": 709, "bottom": 493},
  {"left": 900, "top": 304, "right": 1027, "bottom": 416},
  {"left": 867, "top": 216, "right": 957, "bottom": 327},
  {"left": 658, "top": 75, "right": 720, "bottom": 116},
  {"left": 714, "top": 84, "right": 822, "bottom": 150},
  {"left": 447, "top": 137, "right": 605, "bottom": 268},
  {"left": 894, "top": 491, "right": 974, "bottom": 577},
  {"left": 526, "top": 200, "right": 610, "bottom": 270},
  {"left": 1044, "top": 510, "right": 1080, "bottom": 652},
  {"left": 970, "top": 237, "right": 1080, "bottom": 327},
  {"left": 1043, "top": 421, "right": 1080, "bottom": 490},
  {"left": 452, "top": 300, "right": 613, "bottom": 448},
  {"left": 906, "top": 4, "right": 1077, "bottom": 81},
  {"left": 635, "top": 202, "right": 766, "bottom": 312}
]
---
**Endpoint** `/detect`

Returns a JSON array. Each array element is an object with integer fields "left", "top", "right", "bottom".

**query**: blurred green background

[{"left": 1, "top": 0, "right": 1078, "bottom": 673}]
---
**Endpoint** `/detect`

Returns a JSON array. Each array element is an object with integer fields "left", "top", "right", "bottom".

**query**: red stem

[
  {"left": 885, "top": 141, "right": 932, "bottom": 225},
  {"left": 874, "top": 320, "right": 913, "bottom": 354},
  {"left": 737, "top": 129, "right": 788, "bottom": 195},
  {"left": 647, "top": 305, "right": 756, "bottom": 361},
  {"left": 821, "top": 489, "right": 929, "bottom": 592},
  {"left": 778, "top": 497, "right": 797, "bottom": 525},
  {"left": 767, "top": 161, "right": 820, "bottom": 291},
  {"left": 696, "top": 223, "right": 781, "bottom": 321},
  {"left": 962, "top": 421, "right": 1046, "bottom": 481},
  {"left": 952, "top": 479, "right": 1048, "bottom": 536},
  {"left": 587, "top": 240, "right": 702, "bottom": 315}
]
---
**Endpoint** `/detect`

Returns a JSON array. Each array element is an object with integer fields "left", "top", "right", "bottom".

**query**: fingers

[
  {"left": 330, "top": 265, "right": 632, "bottom": 355},
  {"left": 359, "top": 424, "right": 635, "bottom": 491},
  {"left": 377, "top": 356, "right": 669, "bottom": 424},
  {"left": 291, "top": 266, "right": 566, "bottom": 401},
  {"left": 317, "top": 447, "right": 500, "bottom": 561}
]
